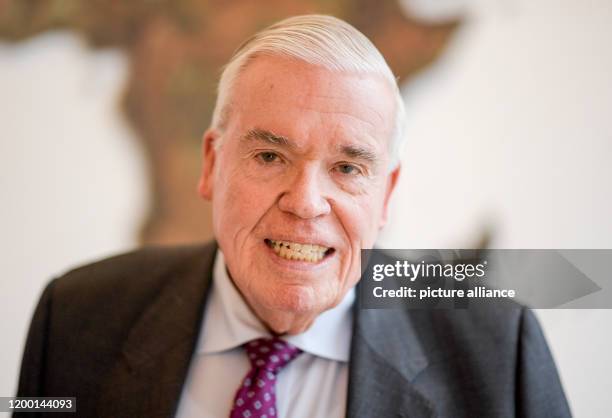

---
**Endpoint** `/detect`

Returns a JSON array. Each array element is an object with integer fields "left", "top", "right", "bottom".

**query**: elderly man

[{"left": 16, "top": 15, "right": 570, "bottom": 418}]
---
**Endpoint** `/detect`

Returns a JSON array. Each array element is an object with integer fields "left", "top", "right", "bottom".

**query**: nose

[{"left": 277, "top": 166, "right": 331, "bottom": 219}]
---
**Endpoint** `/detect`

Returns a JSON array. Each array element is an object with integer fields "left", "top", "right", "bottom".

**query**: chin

[{"left": 264, "top": 284, "right": 325, "bottom": 315}]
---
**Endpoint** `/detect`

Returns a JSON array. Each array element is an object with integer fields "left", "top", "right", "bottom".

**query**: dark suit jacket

[{"left": 16, "top": 241, "right": 571, "bottom": 417}]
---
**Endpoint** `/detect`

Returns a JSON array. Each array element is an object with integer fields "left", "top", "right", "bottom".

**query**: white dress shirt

[{"left": 176, "top": 250, "right": 355, "bottom": 418}]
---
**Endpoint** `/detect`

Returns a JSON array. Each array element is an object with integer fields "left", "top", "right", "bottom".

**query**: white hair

[{"left": 211, "top": 14, "right": 406, "bottom": 169}]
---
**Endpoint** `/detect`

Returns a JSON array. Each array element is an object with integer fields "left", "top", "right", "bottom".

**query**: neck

[{"left": 251, "top": 305, "right": 318, "bottom": 335}]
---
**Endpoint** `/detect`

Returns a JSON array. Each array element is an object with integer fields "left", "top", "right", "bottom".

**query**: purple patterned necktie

[{"left": 230, "top": 337, "right": 302, "bottom": 418}]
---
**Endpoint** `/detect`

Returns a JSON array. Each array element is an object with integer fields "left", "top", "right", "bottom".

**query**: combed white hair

[{"left": 211, "top": 14, "right": 406, "bottom": 169}]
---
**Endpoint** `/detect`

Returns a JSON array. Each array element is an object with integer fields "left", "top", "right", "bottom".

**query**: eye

[
  {"left": 256, "top": 151, "right": 280, "bottom": 163},
  {"left": 335, "top": 163, "right": 362, "bottom": 175}
]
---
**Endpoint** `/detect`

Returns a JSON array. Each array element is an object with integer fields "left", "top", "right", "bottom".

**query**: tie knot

[{"left": 244, "top": 337, "right": 302, "bottom": 373}]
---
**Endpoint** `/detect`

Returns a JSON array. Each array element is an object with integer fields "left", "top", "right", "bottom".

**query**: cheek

[
  {"left": 336, "top": 193, "right": 385, "bottom": 248},
  {"left": 212, "top": 166, "right": 250, "bottom": 240},
  {"left": 330, "top": 196, "right": 383, "bottom": 287},
  {"left": 212, "top": 163, "right": 279, "bottom": 243}
]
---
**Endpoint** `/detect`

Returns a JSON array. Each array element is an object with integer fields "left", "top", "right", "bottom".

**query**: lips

[{"left": 264, "top": 238, "right": 334, "bottom": 263}]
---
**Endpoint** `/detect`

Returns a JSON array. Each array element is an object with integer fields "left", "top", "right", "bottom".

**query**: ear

[
  {"left": 197, "top": 129, "right": 219, "bottom": 201},
  {"left": 379, "top": 164, "right": 401, "bottom": 229}
]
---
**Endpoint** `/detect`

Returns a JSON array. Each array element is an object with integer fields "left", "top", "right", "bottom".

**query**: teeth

[{"left": 268, "top": 239, "right": 329, "bottom": 262}]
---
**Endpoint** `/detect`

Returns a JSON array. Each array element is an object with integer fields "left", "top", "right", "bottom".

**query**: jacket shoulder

[
  {"left": 43, "top": 241, "right": 216, "bottom": 346},
  {"left": 52, "top": 241, "right": 215, "bottom": 303},
  {"left": 416, "top": 301, "right": 525, "bottom": 351},
  {"left": 16, "top": 241, "right": 217, "bottom": 402}
]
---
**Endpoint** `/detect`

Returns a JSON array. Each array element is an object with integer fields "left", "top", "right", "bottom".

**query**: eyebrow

[
  {"left": 242, "top": 128, "right": 293, "bottom": 148},
  {"left": 242, "top": 127, "right": 380, "bottom": 164},
  {"left": 338, "top": 144, "right": 378, "bottom": 165}
]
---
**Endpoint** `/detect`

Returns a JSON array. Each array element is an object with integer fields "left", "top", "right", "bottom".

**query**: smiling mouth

[{"left": 264, "top": 239, "right": 334, "bottom": 263}]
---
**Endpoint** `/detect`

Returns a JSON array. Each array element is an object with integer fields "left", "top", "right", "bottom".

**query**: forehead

[{"left": 228, "top": 55, "right": 396, "bottom": 153}]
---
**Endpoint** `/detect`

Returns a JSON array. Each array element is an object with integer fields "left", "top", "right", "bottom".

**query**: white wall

[
  {"left": 381, "top": 0, "right": 612, "bottom": 416},
  {"left": 0, "top": 32, "right": 148, "bottom": 414}
]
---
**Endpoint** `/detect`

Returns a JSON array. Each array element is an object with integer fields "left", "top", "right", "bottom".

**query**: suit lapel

[
  {"left": 347, "top": 302, "right": 436, "bottom": 418},
  {"left": 97, "top": 242, "right": 217, "bottom": 418}
]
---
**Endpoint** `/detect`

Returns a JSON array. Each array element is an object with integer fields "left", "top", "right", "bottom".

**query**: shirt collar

[{"left": 196, "top": 249, "right": 354, "bottom": 362}]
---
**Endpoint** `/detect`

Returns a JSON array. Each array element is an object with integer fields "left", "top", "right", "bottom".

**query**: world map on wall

[{"left": 0, "top": 0, "right": 458, "bottom": 244}]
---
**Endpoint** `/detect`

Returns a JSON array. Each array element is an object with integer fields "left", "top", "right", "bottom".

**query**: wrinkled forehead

[{"left": 226, "top": 55, "right": 397, "bottom": 152}]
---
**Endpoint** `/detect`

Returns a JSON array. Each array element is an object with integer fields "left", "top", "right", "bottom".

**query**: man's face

[{"left": 199, "top": 55, "right": 400, "bottom": 329}]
